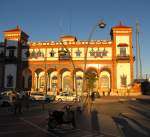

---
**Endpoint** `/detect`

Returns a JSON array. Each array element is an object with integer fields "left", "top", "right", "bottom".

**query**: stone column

[
  {"left": 71, "top": 71, "right": 74, "bottom": 95},
  {"left": 31, "top": 70, "right": 35, "bottom": 91},
  {"left": 57, "top": 73, "right": 60, "bottom": 95}
]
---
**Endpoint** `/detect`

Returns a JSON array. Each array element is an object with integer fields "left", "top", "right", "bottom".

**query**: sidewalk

[
  {"left": 93, "top": 95, "right": 150, "bottom": 104},
  {"left": 75, "top": 108, "right": 121, "bottom": 137}
]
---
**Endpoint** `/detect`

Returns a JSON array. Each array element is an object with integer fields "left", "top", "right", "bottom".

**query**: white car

[
  {"left": 30, "top": 92, "right": 55, "bottom": 102},
  {"left": 0, "top": 91, "right": 21, "bottom": 106},
  {"left": 0, "top": 91, "right": 15, "bottom": 106},
  {"left": 55, "top": 94, "right": 80, "bottom": 102}
]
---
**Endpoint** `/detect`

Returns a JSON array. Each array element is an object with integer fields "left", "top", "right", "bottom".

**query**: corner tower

[
  {"left": 3, "top": 26, "right": 29, "bottom": 91},
  {"left": 111, "top": 23, "right": 134, "bottom": 91}
]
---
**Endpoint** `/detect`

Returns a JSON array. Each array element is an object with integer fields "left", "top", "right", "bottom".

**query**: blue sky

[{"left": 0, "top": 0, "right": 150, "bottom": 77}]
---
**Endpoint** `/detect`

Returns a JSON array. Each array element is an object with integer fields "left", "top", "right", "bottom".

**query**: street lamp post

[
  {"left": 59, "top": 42, "right": 78, "bottom": 98},
  {"left": 45, "top": 51, "right": 48, "bottom": 95},
  {"left": 82, "top": 20, "right": 106, "bottom": 111}
]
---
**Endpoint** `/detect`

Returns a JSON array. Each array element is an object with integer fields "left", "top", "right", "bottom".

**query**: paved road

[{"left": 0, "top": 97, "right": 150, "bottom": 137}]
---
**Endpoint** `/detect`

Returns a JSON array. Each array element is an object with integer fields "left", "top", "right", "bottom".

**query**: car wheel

[
  {"left": 58, "top": 98, "right": 62, "bottom": 102},
  {"left": 45, "top": 98, "right": 50, "bottom": 103},
  {"left": 48, "top": 119, "right": 58, "bottom": 129},
  {"left": 2, "top": 102, "right": 10, "bottom": 107},
  {"left": 73, "top": 98, "right": 77, "bottom": 102}
]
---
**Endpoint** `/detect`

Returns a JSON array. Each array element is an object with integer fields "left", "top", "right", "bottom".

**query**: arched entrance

[
  {"left": 75, "top": 70, "right": 83, "bottom": 96},
  {"left": 99, "top": 70, "right": 111, "bottom": 96},
  {"left": 51, "top": 76, "right": 57, "bottom": 95},
  {"left": 63, "top": 75, "right": 72, "bottom": 95},
  {"left": 35, "top": 68, "right": 44, "bottom": 91},
  {"left": 86, "top": 67, "right": 98, "bottom": 95}
]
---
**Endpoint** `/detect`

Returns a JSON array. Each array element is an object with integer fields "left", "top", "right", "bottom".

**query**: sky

[{"left": 0, "top": 0, "right": 150, "bottom": 77}]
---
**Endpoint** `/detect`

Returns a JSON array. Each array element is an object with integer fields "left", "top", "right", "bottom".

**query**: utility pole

[
  {"left": 136, "top": 21, "right": 139, "bottom": 79},
  {"left": 45, "top": 48, "right": 48, "bottom": 95},
  {"left": 136, "top": 21, "right": 143, "bottom": 79}
]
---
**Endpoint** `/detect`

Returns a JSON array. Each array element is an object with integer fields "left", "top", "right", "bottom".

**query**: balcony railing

[
  {"left": 116, "top": 55, "right": 130, "bottom": 60},
  {"left": 5, "top": 56, "right": 17, "bottom": 62}
]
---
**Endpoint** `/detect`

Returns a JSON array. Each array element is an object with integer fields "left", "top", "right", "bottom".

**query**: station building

[{"left": 0, "top": 24, "right": 141, "bottom": 96}]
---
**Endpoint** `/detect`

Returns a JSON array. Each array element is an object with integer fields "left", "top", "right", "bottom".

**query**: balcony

[
  {"left": 5, "top": 56, "right": 18, "bottom": 63},
  {"left": 116, "top": 55, "right": 130, "bottom": 60}
]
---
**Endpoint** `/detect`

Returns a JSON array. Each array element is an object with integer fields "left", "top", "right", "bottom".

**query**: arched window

[{"left": 7, "top": 74, "right": 13, "bottom": 87}]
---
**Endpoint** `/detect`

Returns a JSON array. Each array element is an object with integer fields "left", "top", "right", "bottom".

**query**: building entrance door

[{"left": 63, "top": 76, "right": 72, "bottom": 95}]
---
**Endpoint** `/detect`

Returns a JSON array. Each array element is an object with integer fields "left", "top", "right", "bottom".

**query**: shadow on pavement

[
  {"left": 90, "top": 108, "right": 100, "bottom": 133},
  {"left": 129, "top": 106, "right": 150, "bottom": 119},
  {"left": 113, "top": 116, "right": 149, "bottom": 137}
]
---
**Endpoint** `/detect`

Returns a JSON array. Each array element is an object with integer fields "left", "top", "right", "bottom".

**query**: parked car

[
  {"left": 0, "top": 91, "right": 15, "bottom": 106},
  {"left": 30, "top": 92, "right": 55, "bottom": 102},
  {"left": 0, "top": 95, "right": 12, "bottom": 106},
  {"left": 0, "top": 91, "right": 21, "bottom": 106},
  {"left": 55, "top": 93, "right": 80, "bottom": 102}
]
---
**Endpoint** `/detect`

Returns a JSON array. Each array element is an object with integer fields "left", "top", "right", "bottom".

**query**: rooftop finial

[
  {"left": 16, "top": 25, "right": 20, "bottom": 29},
  {"left": 119, "top": 21, "right": 122, "bottom": 26}
]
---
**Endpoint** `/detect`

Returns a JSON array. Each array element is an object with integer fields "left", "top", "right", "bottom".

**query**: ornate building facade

[{"left": 0, "top": 24, "right": 140, "bottom": 96}]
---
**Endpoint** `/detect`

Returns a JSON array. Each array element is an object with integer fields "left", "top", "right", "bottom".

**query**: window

[
  {"left": 25, "top": 51, "right": 30, "bottom": 58},
  {"left": 49, "top": 49, "right": 55, "bottom": 57},
  {"left": 121, "top": 74, "right": 127, "bottom": 87},
  {"left": 7, "top": 40, "right": 18, "bottom": 47},
  {"left": 120, "top": 47, "right": 126, "bottom": 56},
  {"left": 9, "top": 50, "right": 14, "bottom": 57},
  {"left": 31, "top": 50, "right": 36, "bottom": 58},
  {"left": 7, "top": 74, "right": 13, "bottom": 87},
  {"left": 75, "top": 48, "right": 82, "bottom": 57},
  {"left": 89, "top": 48, "right": 95, "bottom": 56},
  {"left": 37, "top": 50, "right": 42, "bottom": 57}
]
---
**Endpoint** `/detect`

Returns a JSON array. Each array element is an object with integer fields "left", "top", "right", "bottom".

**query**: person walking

[
  {"left": 24, "top": 91, "right": 30, "bottom": 110},
  {"left": 90, "top": 92, "right": 95, "bottom": 112},
  {"left": 11, "top": 91, "right": 23, "bottom": 115},
  {"left": 11, "top": 91, "right": 18, "bottom": 114}
]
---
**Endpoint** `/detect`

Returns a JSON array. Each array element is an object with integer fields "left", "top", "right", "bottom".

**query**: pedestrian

[
  {"left": 89, "top": 92, "right": 95, "bottom": 112},
  {"left": 11, "top": 91, "right": 18, "bottom": 114},
  {"left": 17, "top": 93, "right": 23, "bottom": 114},
  {"left": 12, "top": 91, "right": 23, "bottom": 115},
  {"left": 24, "top": 91, "right": 30, "bottom": 110},
  {"left": 91, "top": 92, "right": 95, "bottom": 101}
]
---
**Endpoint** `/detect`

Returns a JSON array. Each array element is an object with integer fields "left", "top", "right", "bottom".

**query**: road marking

[{"left": 20, "top": 117, "right": 59, "bottom": 137}]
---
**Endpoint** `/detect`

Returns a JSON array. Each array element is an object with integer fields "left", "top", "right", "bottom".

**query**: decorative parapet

[{"left": 29, "top": 40, "right": 112, "bottom": 46}]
